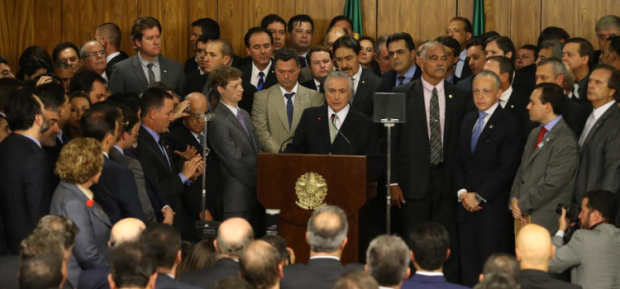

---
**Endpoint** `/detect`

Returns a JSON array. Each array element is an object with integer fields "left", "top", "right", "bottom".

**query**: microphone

[
  {"left": 278, "top": 135, "right": 296, "bottom": 153},
  {"left": 330, "top": 113, "right": 353, "bottom": 155}
]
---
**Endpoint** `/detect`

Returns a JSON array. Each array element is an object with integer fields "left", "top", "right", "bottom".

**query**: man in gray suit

[
  {"left": 574, "top": 65, "right": 620, "bottom": 202},
  {"left": 252, "top": 48, "right": 324, "bottom": 153},
  {"left": 510, "top": 83, "right": 579, "bottom": 234},
  {"left": 109, "top": 17, "right": 185, "bottom": 95},
  {"left": 208, "top": 65, "right": 260, "bottom": 226},
  {"left": 549, "top": 190, "right": 620, "bottom": 288}
]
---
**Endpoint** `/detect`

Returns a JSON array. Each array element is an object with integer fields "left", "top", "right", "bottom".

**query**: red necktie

[{"left": 534, "top": 127, "right": 548, "bottom": 151}]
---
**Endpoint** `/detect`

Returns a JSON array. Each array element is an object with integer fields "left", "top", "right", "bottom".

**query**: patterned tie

[
  {"left": 329, "top": 114, "right": 339, "bottom": 143},
  {"left": 197, "top": 133, "right": 204, "bottom": 146},
  {"left": 147, "top": 63, "right": 156, "bottom": 84},
  {"left": 157, "top": 136, "right": 172, "bottom": 171},
  {"left": 397, "top": 76, "right": 405, "bottom": 85},
  {"left": 349, "top": 77, "right": 356, "bottom": 105},
  {"left": 470, "top": 111, "right": 488, "bottom": 154},
  {"left": 236, "top": 108, "right": 250, "bottom": 137},
  {"left": 429, "top": 87, "right": 443, "bottom": 164},
  {"left": 534, "top": 127, "right": 548, "bottom": 151},
  {"left": 257, "top": 72, "right": 265, "bottom": 91},
  {"left": 284, "top": 92, "right": 295, "bottom": 129}
]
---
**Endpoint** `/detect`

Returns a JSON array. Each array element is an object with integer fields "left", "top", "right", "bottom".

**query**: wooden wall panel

[
  {"left": 296, "top": 0, "right": 347, "bottom": 48},
  {"left": 33, "top": 0, "right": 62, "bottom": 59},
  {"left": 218, "top": 0, "right": 248, "bottom": 56},
  {"left": 484, "top": 0, "right": 511, "bottom": 37},
  {"left": 377, "top": 0, "right": 415, "bottom": 38},
  {"left": 361, "top": 0, "right": 377, "bottom": 40},
  {"left": 378, "top": 0, "right": 456, "bottom": 45},
  {"left": 0, "top": 0, "right": 16, "bottom": 67},
  {"left": 188, "top": 0, "right": 218, "bottom": 56},
  {"left": 14, "top": 0, "right": 35, "bottom": 64},
  {"left": 510, "top": 0, "right": 540, "bottom": 48},
  {"left": 138, "top": 0, "right": 189, "bottom": 63},
  {"left": 458, "top": 0, "right": 474, "bottom": 21}
]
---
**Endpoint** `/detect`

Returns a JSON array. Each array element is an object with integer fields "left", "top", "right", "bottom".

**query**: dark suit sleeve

[
  {"left": 137, "top": 148, "right": 185, "bottom": 206},
  {"left": 64, "top": 199, "right": 108, "bottom": 268},
  {"left": 23, "top": 152, "right": 52, "bottom": 223},
  {"left": 601, "top": 132, "right": 620, "bottom": 193},
  {"left": 209, "top": 118, "right": 257, "bottom": 191},
  {"left": 116, "top": 168, "right": 147, "bottom": 223},
  {"left": 284, "top": 110, "right": 311, "bottom": 154},
  {"left": 108, "top": 63, "right": 125, "bottom": 94}
]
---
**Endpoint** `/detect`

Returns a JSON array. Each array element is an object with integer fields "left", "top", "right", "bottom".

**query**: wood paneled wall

[{"left": 0, "top": 0, "right": 617, "bottom": 71}]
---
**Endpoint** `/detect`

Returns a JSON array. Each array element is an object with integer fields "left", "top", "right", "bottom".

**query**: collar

[
  {"left": 379, "top": 286, "right": 394, "bottom": 289},
  {"left": 106, "top": 51, "right": 121, "bottom": 63},
  {"left": 220, "top": 101, "right": 239, "bottom": 116},
  {"left": 415, "top": 271, "right": 444, "bottom": 277},
  {"left": 309, "top": 256, "right": 340, "bottom": 261},
  {"left": 459, "top": 49, "right": 467, "bottom": 60},
  {"left": 141, "top": 124, "right": 160, "bottom": 143},
  {"left": 482, "top": 102, "right": 500, "bottom": 116},
  {"left": 138, "top": 52, "right": 159, "bottom": 67},
  {"left": 401, "top": 64, "right": 417, "bottom": 78},
  {"left": 351, "top": 65, "right": 363, "bottom": 81},
  {"left": 20, "top": 134, "right": 42, "bottom": 148},
  {"left": 252, "top": 60, "right": 272, "bottom": 75},
  {"left": 445, "top": 73, "right": 455, "bottom": 84},
  {"left": 328, "top": 104, "right": 351, "bottom": 123},
  {"left": 499, "top": 86, "right": 514, "bottom": 105},
  {"left": 300, "top": 52, "right": 308, "bottom": 58},
  {"left": 166, "top": 273, "right": 175, "bottom": 279},
  {"left": 421, "top": 76, "right": 445, "bottom": 92},
  {"left": 592, "top": 100, "right": 616, "bottom": 120},
  {"left": 114, "top": 145, "right": 124, "bottom": 154},
  {"left": 314, "top": 78, "right": 321, "bottom": 88},
  {"left": 102, "top": 151, "right": 109, "bottom": 159},
  {"left": 280, "top": 83, "right": 299, "bottom": 95},
  {"left": 542, "top": 115, "right": 562, "bottom": 131},
  {"left": 57, "top": 129, "right": 64, "bottom": 143}
]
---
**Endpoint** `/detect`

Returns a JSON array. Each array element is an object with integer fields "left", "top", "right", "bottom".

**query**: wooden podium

[{"left": 257, "top": 153, "right": 375, "bottom": 264}]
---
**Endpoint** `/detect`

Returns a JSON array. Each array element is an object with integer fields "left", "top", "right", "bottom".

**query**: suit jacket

[
  {"left": 280, "top": 258, "right": 363, "bottom": 289},
  {"left": 391, "top": 79, "right": 468, "bottom": 199},
  {"left": 510, "top": 118, "right": 579, "bottom": 233},
  {"left": 91, "top": 155, "right": 146, "bottom": 224},
  {"left": 284, "top": 105, "right": 377, "bottom": 156},
  {"left": 109, "top": 54, "right": 186, "bottom": 95},
  {"left": 300, "top": 79, "right": 324, "bottom": 93},
  {"left": 78, "top": 266, "right": 110, "bottom": 289},
  {"left": 0, "top": 134, "right": 53, "bottom": 254},
  {"left": 400, "top": 274, "right": 469, "bottom": 289},
  {"left": 105, "top": 51, "right": 129, "bottom": 78},
  {"left": 0, "top": 255, "right": 18, "bottom": 289},
  {"left": 573, "top": 74, "right": 593, "bottom": 110},
  {"left": 519, "top": 269, "right": 582, "bottom": 289},
  {"left": 574, "top": 104, "right": 620, "bottom": 200},
  {"left": 109, "top": 148, "right": 156, "bottom": 224},
  {"left": 185, "top": 70, "right": 209, "bottom": 94},
  {"left": 252, "top": 84, "right": 325, "bottom": 153},
  {"left": 512, "top": 64, "right": 537, "bottom": 98},
  {"left": 208, "top": 104, "right": 259, "bottom": 213},
  {"left": 378, "top": 67, "right": 422, "bottom": 92},
  {"left": 453, "top": 107, "right": 525, "bottom": 226},
  {"left": 180, "top": 258, "right": 240, "bottom": 289},
  {"left": 156, "top": 274, "right": 202, "bottom": 289},
  {"left": 50, "top": 181, "right": 111, "bottom": 288},
  {"left": 351, "top": 68, "right": 382, "bottom": 117},
  {"left": 456, "top": 74, "right": 474, "bottom": 95},
  {"left": 238, "top": 61, "right": 277, "bottom": 111},
  {"left": 562, "top": 98, "right": 589, "bottom": 138},
  {"left": 298, "top": 66, "right": 313, "bottom": 84},
  {"left": 184, "top": 56, "right": 199, "bottom": 75},
  {"left": 549, "top": 223, "right": 620, "bottom": 289}
]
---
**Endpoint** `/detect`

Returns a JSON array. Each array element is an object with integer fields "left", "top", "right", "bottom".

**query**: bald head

[
  {"left": 516, "top": 224, "right": 553, "bottom": 269},
  {"left": 240, "top": 240, "right": 281, "bottom": 288},
  {"left": 216, "top": 218, "right": 254, "bottom": 257},
  {"left": 110, "top": 218, "right": 146, "bottom": 246},
  {"left": 307, "top": 205, "right": 348, "bottom": 253},
  {"left": 325, "top": 27, "right": 347, "bottom": 52},
  {"left": 183, "top": 93, "right": 208, "bottom": 134}
]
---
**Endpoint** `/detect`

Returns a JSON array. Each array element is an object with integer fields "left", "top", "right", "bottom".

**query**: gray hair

[
  {"left": 375, "top": 35, "right": 390, "bottom": 54},
  {"left": 474, "top": 70, "right": 501, "bottom": 90},
  {"left": 563, "top": 62, "right": 576, "bottom": 88},
  {"left": 307, "top": 205, "right": 348, "bottom": 253},
  {"left": 539, "top": 40, "right": 564, "bottom": 59},
  {"left": 420, "top": 41, "right": 445, "bottom": 61},
  {"left": 596, "top": 15, "right": 620, "bottom": 33},
  {"left": 324, "top": 71, "right": 354, "bottom": 95},
  {"left": 79, "top": 40, "right": 103, "bottom": 59},
  {"left": 34, "top": 215, "right": 79, "bottom": 250},
  {"left": 216, "top": 227, "right": 254, "bottom": 257},
  {"left": 366, "top": 235, "right": 410, "bottom": 287},
  {"left": 538, "top": 57, "right": 566, "bottom": 78}
]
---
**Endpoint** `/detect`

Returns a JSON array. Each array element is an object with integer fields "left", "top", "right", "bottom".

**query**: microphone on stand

[{"left": 330, "top": 113, "right": 353, "bottom": 155}]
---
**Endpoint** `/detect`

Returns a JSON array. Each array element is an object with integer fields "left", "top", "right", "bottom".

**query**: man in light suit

[
  {"left": 208, "top": 66, "right": 261, "bottom": 227},
  {"left": 252, "top": 48, "right": 324, "bottom": 153},
  {"left": 549, "top": 190, "right": 620, "bottom": 288},
  {"left": 574, "top": 65, "right": 620, "bottom": 203},
  {"left": 510, "top": 83, "right": 579, "bottom": 234},
  {"left": 109, "top": 17, "right": 185, "bottom": 96},
  {"left": 453, "top": 71, "right": 525, "bottom": 286},
  {"left": 333, "top": 36, "right": 382, "bottom": 117}
]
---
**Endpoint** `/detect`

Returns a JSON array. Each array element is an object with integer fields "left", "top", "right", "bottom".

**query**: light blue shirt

[
  {"left": 113, "top": 145, "right": 124, "bottom": 155},
  {"left": 455, "top": 49, "right": 467, "bottom": 78},
  {"left": 137, "top": 52, "right": 161, "bottom": 83},
  {"left": 395, "top": 64, "right": 418, "bottom": 86},
  {"left": 22, "top": 134, "right": 41, "bottom": 148},
  {"left": 541, "top": 115, "right": 563, "bottom": 138},
  {"left": 141, "top": 124, "right": 189, "bottom": 184}
]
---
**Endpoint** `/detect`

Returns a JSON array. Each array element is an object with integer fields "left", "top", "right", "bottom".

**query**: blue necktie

[
  {"left": 284, "top": 92, "right": 295, "bottom": 128},
  {"left": 470, "top": 111, "right": 488, "bottom": 154},
  {"left": 257, "top": 72, "right": 265, "bottom": 91}
]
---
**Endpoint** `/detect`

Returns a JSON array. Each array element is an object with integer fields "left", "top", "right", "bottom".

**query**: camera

[{"left": 556, "top": 202, "right": 581, "bottom": 243}]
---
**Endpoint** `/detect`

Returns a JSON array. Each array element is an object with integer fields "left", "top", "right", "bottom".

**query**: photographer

[{"left": 549, "top": 190, "right": 620, "bottom": 288}]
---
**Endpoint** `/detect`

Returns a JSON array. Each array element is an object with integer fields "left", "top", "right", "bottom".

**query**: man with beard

[{"left": 0, "top": 87, "right": 53, "bottom": 254}]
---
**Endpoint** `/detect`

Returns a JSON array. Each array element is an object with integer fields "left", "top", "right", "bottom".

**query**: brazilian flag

[
  {"left": 473, "top": 0, "right": 485, "bottom": 36},
  {"left": 344, "top": 0, "right": 363, "bottom": 39}
]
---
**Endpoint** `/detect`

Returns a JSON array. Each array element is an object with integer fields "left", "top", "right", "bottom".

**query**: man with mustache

[
  {"left": 332, "top": 36, "right": 382, "bottom": 117},
  {"left": 390, "top": 41, "right": 469, "bottom": 283}
]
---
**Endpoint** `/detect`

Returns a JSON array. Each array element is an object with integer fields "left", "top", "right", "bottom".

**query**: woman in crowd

[
  {"left": 358, "top": 36, "right": 378, "bottom": 69},
  {"left": 176, "top": 239, "right": 216, "bottom": 277},
  {"left": 50, "top": 137, "right": 110, "bottom": 287},
  {"left": 65, "top": 91, "right": 91, "bottom": 141},
  {"left": 52, "top": 42, "right": 80, "bottom": 73}
]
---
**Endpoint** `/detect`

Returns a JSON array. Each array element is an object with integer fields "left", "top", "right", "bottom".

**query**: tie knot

[
  {"left": 397, "top": 76, "right": 405, "bottom": 81},
  {"left": 284, "top": 92, "right": 295, "bottom": 99},
  {"left": 157, "top": 137, "right": 165, "bottom": 146},
  {"left": 147, "top": 62, "right": 154, "bottom": 69},
  {"left": 258, "top": 72, "right": 265, "bottom": 77},
  {"left": 432, "top": 87, "right": 438, "bottom": 94},
  {"left": 540, "top": 126, "right": 548, "bottom": 134},
  {"left": 478, "top": 111, "right": 488, "bottom": 118}
]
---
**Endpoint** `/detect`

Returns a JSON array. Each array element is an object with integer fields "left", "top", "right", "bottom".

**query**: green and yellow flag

[
  {"left": 344, "top": 0, "right": 363, "bottom": 39},
  {"left": 473, "top": 0, "right": 485, "bottom": 36}
]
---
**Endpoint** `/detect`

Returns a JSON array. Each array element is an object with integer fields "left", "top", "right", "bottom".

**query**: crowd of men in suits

[{"left": 2, "top": 10, "right": 620, "bottom": 289}]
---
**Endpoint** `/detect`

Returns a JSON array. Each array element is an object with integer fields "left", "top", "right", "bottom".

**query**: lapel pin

[
  {"left": 511, "top": 105, "right": 514, "bottom": 108},
  {"left": 449, "top": 94, "right": 452, "bottom": 99},
  {"left": 489, "top": 125, "right": 494, "bottom": 129},
  {"left": 362, "top": 80, "right": 365, "bottom": 84},
  {"left": 164, "top": 70, "right": 167, "bottom": 73}
]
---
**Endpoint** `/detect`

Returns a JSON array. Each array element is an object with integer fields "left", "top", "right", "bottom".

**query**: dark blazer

[
  {"left": 124, "top": 148, "right": 169, "bottom": 222},
  {"left": 136, "top": 126, "right": 188, "bottom": 232},
  {"left": 573, "top": 73, "right": 593, "bottom": 109},
  {"left": 519, "top": 269, "right": 582, "bottom": 289},
  {"left": 575, "top": 104, "right": 620, "bottom": 200},
  {"left": 371, "top": 64, "right": 383, "bottom": 77},
  {"left": 109, "top": 148, "right": 156, "bottom": 224},
  {"left": 238, "top": 61, "right": 277, "bottom": 114},
  {"left": 180, "top": 258, "right": 240, "bottom": 289},
  {"left": 185, "top": 70, "right": 209, "bottom": 94},
  {"left": 351, "top": 68, "right": 382, "bottom": 117},
  {"left": 208, "top": 104, "right": 259, "bottom": 214},
  {"left": 166, "top": 123, "right": 224, "bottom": 221},
  {"left": 459, "top": 58, "right": 473, "bottom": 80},
  {"left": 109, "top": 54, "right": 186, "bottom": 96},
  {"left": 0, "top": 255, "right": 18, "bottom": 289},
  {"left": 78, "top": 266, "right": 110, "bottom": 289},
  {"left": 456, "top": 74, "right": 474, "bottom": 95},
  {"left": 280, "top": 258, "right": 363, "bottom": 289},
  {"left": 105, "top": 51, "right": 129, "bottom": 78},
  {"left": 392, "top": 79, "right": 468, "bottom": 199},
  {"left": 378, "top": 66, "right": 422, "bottom": 92},
  {"left": 50, "top": 181, "right": 111, "bottom": 288},
  {"left": 91, "top": 155, "right": 146, "bottom": 224},
  {"left": 0, "top": 134, "right": 53, "bottom": 254},
  {"left": 285, "top": 105, "right": 377, "bottom": 156},
  {"left": 184, "top": 56, "right": 199, "bottom": 75},
  {"left": 562, "top": 97, "right": 590, "bottom": 138},
  {"left": 156, "top": 274, "right": 202, "bottom": 289},
  {"left": 401, "top": 274, "right": 469, "bottom": 289},
  {"left": 301, "top": 79, "right": 324, "bottom": 93},
  {"left": 513, "top": 64, "right": 537, "bottom": 98}
]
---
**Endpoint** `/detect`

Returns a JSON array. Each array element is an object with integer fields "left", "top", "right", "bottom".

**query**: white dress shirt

[
  {"left": 106, "top": 51, "right": 120, "bottom": 63},
  {"left": 279, "top": 83, "right": 299, "bottom": 107},
  {"left": 351, "top": 65, "right": 363, "bottom": 95},
  {"left": 250, "top": 61, "right": 272, "bottom": 88},
  {"left": 328, "top": 104, "right": 350, "bottom": 130},
  {"left": 220, "top": 101, "right": 239, "bottom": 116},
  {"left": 498, "top": 86, "right": 513, "bottom": 109}
]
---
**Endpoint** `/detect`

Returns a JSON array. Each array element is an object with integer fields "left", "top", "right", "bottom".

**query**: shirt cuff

[
  {"left": 457, "top": 189, "right": 467, "bottom": 201},
  {"left": 389, "top": 183, "right": 399, "bottom": 186},
  {"left": 555, "top": 230, "right": 565, "bottom": 238},
  {"left": 178, "top": 173, "right": 189, "bottom": 184}
]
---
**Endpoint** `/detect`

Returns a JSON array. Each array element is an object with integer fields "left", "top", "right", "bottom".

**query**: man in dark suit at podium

[{"left": 285, "top": 71, "right": 375, "bottom": 156}]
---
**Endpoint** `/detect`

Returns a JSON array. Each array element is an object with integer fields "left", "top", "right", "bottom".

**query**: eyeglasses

[
  {"left": 87, "top": 50, "right": 107, "bottom": 59},
  {"left": 189, "top": 113, "right": 207, "bottom": 119}
]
